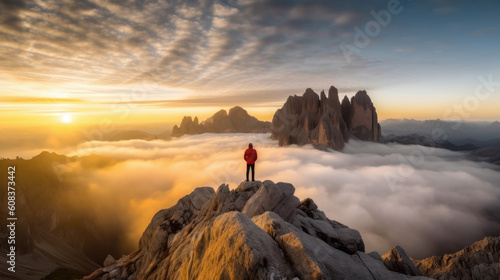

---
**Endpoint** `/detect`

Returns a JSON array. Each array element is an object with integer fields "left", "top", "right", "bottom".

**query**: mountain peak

[
  {"left": 228, "top": 105, "right": 250, "bottom": 118},
  {"left": 83, "top": 180, "right": 427, "bottom": 280},
  {"left": 171, "top": 106, "right": 270, "bottom": 137},
  {"left": 271, "top": 86, "right": 381, "bottom": 150}
]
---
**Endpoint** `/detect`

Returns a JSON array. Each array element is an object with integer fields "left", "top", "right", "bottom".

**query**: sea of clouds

[{"left": 70, "top": 133, "right": 500, "bottom": 259}]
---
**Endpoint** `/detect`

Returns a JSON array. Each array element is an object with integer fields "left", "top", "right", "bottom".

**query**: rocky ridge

[
  {"left": 84, "top": 180, "right": 429, "bottom": 280},
  {"left": 271, "top": 86, "right": 381, "bottom": 150},
  {"left": 171, "top": 106, "right": 270, "bottom": 137},
  {"left": 414, "top": 236, "right": 500, "bottom": 280}
]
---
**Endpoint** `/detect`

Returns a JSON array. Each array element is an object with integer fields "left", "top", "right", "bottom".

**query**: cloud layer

[{"left": 64, "top": 133, "right": 500, "bottom": 259}]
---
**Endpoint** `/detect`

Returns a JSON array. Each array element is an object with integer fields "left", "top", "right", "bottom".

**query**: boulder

[
  {"left": 382, "top": 245, "right": 422, "bottom": 276},
  {"left": 236, "top": 180, "right": 263, "bottom": 192},
  {"left": 242, "top": 181, "right": 300, "bottom": 223},
  {"left": 103, "top": 255, "right": 116, "bottom": 267},
  {"left": 292, "top": 205, "right": 365, "bottom": 255}
]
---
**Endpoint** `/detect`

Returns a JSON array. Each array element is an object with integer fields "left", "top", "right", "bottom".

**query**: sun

[{"left": 61, "top": 114, "right": 72, "bottom": 124}]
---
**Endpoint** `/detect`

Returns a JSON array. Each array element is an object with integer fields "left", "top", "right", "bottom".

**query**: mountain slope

[
  {"left": 414, "top": 236, "right": 500, "bottom": 280},
  {"left": 84, "top": 180, "right": 429, "bottom": 280},
  {"left": 0, "top": 152, "right": 131, "bottom": 279}
]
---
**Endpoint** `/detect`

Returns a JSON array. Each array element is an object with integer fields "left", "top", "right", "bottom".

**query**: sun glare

[{"left": 61, "top": 114, "right": 72, "bottom": 124}]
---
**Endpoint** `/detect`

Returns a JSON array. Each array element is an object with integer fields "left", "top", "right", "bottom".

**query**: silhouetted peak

[
  {"left": 228, "top": 106, "right": 250, "bottom": 119},
  {"left": 351, "top": 90, "right": 372, "bottom": 109},
  {"left": 171, "top": 106, "right": 270, "bottom": 137},
  {"left": 342, "top": 95, "right": 350, "bottom": 105},
  {"left": 32, "top": 151, "right": 72, "bottom": 163},
  {"left": 304, "top": 88, "right": 316, "bottom": 95}
]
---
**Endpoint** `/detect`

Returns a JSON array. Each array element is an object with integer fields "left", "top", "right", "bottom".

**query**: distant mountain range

[
  {"left": 172, "top": 86, "right": 382, "bottom": 151},
  {"left": 381, "top": 119, "right": 500, "bottom": 166},
  {"left": 171, "top": 106, "right": 271, "bottom": 137},
  {"left": 381, "top": 119, "right": 500, "bottom": 146}
]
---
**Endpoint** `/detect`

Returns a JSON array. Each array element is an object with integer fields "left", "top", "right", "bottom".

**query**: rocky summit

[
  {"left": 84, "top": 180, "right": 430, "bottom": 280},
  {"left": 171, "top": 106, "right": 270, "bottom": 137},
  {"left": 271, "top": 86, "right": 381, "bottom": 150}
]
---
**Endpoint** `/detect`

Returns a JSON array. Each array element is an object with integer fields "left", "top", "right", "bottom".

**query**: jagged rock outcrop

[
  {"left": 271, "top": 86, "right": 381, "bottom": 150},
  {"left": 383, "top": 246, "right": 422, "bottom": 276},
  {"left": 349, "top": 90, "right": 381, "bottom": 141},
  {"left": 171, "top": 106, "right": 270, "bottom": 137},
  {"left": 341, "top": 95, "right": 352, "bottom": 129},
  {"left": 84, "top": 180, "right": 430, "bottom": 280},
  {"left": 414, "top": 236, "right": 500, "bottom": 280}
]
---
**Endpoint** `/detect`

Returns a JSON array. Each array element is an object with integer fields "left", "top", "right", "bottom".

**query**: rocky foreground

[
  {"left": 84, "top": 180, "right": 432, "bottom": 280},
  {"left": 415, "top": 236, "right": 500, "bottom": 280}
]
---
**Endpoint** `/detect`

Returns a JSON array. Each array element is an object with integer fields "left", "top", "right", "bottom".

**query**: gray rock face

[
  {"left": 138, "top": 186, "right": 215, "bottom": 249},
  {"left": 341, "top": 95, "right": 352, "bottom": 129},
  {"left": 84, "top": 181, "right": 430, "bottom": 280},
  {"left": 172, "top": 106, "right": 271, "bottom": 137},
  {"left": 294, "top": 198, "right": 365, "bottom": 255},
  {"left": 253, "top": 212, "right": 430, "bottom": 280},
  {"left": 271, "top": 86, "right": 381, "bottom": 150},
  {"left": 349, "top": 90, "right": 381, "bottom": 141},
  {"left": 242, "top": 180, "right": 300, "bottom": 223},
  {"left": 414, "top": 236, "right": 500, "bottom": 280},
  {"left": 382, "top": 246, "right": 422, "bottom": 276}
]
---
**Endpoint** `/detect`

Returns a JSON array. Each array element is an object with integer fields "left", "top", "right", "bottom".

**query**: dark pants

[{"left": 246, "top": 164, "right": 255, "bottom": 181}]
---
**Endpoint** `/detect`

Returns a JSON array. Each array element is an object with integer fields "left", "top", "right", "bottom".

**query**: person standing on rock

[{"left": 244, "top": 143, "right": 258, "bottom": 181}]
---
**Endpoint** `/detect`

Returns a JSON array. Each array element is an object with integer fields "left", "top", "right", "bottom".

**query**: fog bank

[{"left": 67, "top": 133, "right": 500, "bottom": 259}]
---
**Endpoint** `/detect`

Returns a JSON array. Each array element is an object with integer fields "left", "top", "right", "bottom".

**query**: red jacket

[{"left": 244, "top": 148, "right": 258, "bottom": 164}]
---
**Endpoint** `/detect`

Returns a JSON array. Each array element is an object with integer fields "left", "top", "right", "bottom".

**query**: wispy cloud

[
  {"left": 0, "top": 96, "right": 86, "bottom": 103},
  {"left": 2, "top": 0, "right": 500, "bottom": 120},
  {"left": 0, "top": 0, "right": 383, "bottom": 93}
]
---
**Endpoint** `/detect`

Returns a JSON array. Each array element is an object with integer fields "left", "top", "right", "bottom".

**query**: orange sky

[{"left": 1, "top": 0, "right": 499, "bottom": 130}]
